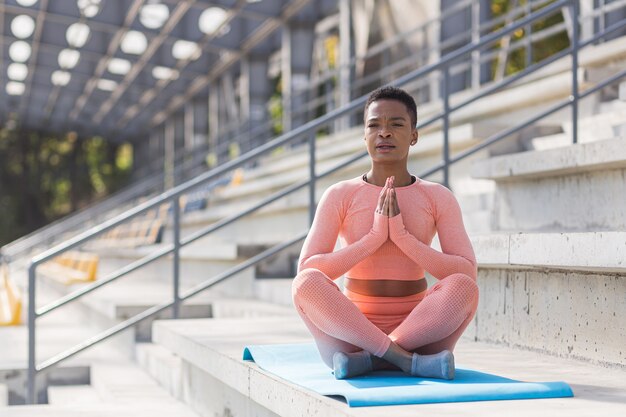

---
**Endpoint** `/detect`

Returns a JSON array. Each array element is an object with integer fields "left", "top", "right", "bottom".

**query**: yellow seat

[
  {"left": 39, "top": 251, "right": 99, "bottom": 285},
  {"left": 0, "top": 265, "right": 22, "bottom": 326}
]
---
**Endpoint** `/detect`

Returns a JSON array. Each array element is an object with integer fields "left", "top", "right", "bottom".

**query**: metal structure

[
  {"left": 3, "top": 0, "right": 626, "bottom": 263},
  {"left": 0, "top": 0, "right": 338, "bottom": 139},
  {"left": 23, "top": 0, "right": 626, "bottom": 404}
]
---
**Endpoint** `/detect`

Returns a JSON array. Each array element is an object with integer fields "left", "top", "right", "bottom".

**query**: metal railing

[
  {"left": 3, "top": 0, "right": 608, "bottom": 264},
  {"left": 25, "top": 0, "right": 626, "bottom": 403}
]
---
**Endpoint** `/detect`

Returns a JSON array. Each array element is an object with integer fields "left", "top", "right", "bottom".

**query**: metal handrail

[
  {"left": 26, "top": 0, "right": 626, "bottom": 403},
  {"left": 0, "top": 0, "right": 573, "bottom": 262}
]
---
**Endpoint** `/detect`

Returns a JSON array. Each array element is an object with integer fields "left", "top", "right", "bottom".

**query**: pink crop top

[{"left": 298, "top": 176, "right": 477, "bottom": 282}]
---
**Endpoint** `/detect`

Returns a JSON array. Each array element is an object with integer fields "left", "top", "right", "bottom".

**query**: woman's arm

[
  {"left": 298, "top": 185, "right": 389, "bottom": 280},
  {"left": 388, "top": 186, "right": 477, "bottom": 280}
]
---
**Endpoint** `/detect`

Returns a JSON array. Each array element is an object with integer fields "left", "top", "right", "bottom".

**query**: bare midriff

[{"left": 344, "top": 277, "right": 427, "bottom": 297}]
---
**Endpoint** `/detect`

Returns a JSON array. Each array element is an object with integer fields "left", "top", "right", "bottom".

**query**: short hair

[{"left": 363, "top": 86, "right": 417, "bottom": 127}]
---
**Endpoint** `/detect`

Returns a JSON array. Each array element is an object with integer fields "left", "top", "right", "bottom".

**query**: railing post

[
  {"left": 308, "top": 134, "right": 316, "bottom": 225},
  {"left": 571, "top": 0, "right": 579, "bottom": 144},
  {"left": 172, "top": 197, "right": 181, "bottom": 319},
  {"left": 27, "top": 263, "right": 37, "bottom": 404},
  {"left": 526, "top": 0, "right": 533, "bottom": 68},
  {"left": 471, "top": 0, "right": 480, "bottom": 90},
  {"left": 443, "top": 66, "right": 451, "bottom": 189}
]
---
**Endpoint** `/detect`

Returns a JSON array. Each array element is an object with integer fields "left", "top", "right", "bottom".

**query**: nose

[{"left": 378, "top": 126, "right": 391, "bottom": 137}]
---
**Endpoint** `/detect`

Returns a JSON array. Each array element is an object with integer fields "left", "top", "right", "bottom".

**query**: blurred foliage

[
  {"left": 0, "top": 128, "right": 132, "bottom": 246},
  {"left": 490, "top": 0, "right": 570, "bottom": 77},
  {"left": 269, "top": 76, "right": 284, "bottom": 136}
]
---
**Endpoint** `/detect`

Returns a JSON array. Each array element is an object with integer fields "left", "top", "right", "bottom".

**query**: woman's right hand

[
  {"left": 376, "top": 177, "right": 400, "bottom": 217},
  {"left": 376, "top": 177, "right": 391, "bottom": 216}
]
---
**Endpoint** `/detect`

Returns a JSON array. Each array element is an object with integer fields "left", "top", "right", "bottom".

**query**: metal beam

[
  {"left": 68, "top": 0, "right": 147, "bottom": 122},
  {"left": 116, "top": 0, "right": 250, "bottom": 130},
  {"left": 17, "top": 0, "right": 49, "bottom": 119},
  {"left": 150, "top": 0, "right": 312, "bottom": 128},
  {"left": 91, "top": 1, "right": 196, "bottom": 125}
]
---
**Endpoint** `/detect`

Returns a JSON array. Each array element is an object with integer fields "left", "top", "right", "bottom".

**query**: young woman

[{"left": 291, "top": 86, "right": 479, "bottom": 379}]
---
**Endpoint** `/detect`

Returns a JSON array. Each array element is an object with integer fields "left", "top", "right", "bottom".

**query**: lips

[{"left": 376, "top": 143, "right": 395, "bottom": 150}]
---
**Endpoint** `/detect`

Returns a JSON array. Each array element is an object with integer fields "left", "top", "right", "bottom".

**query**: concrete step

[
  {"left": 562, "top": 102, "right": 626, "bottom": 138},
  {"left": 38, "top": 270, "right": 215, "bottom": 343},
  {"left": 0, "top": 403, "right": 199, "bottom": 417},
  {"left": 81, "top": 243, "right": 259, "bottom": 298},
  {"left": 135, "top": 343, "right": 184, "bottom": 401},
  {"left": 471, "top": 137, "right": 626, "bottom": 232},
  {"left": 418, "top": 69, "right": 589, "bottom": 130},
  {"left": 471, "top": 231, "right": 626, "bottom": 365},
  {"left": 254, "top": 278, "right": 293, "bottom": 307},
  {"left": 162, "top": 121, "right": 497, "bottom": 245},
  {"left": 149, "top": 317, "right": 626, "bottom": 417},
  {"left": 37, "top": 268, "right": 295, "bottom": 345},
  {"left": 230, "top": 121, "right": 496, "bottom": 200},
  {"left": 1, "top": 383, "right": 7, "bottom": 406},
  {"left": 210, "top": 297, "right": 296, "bottom": 319},
  {"left": 47, "top": 385, "right": 102, "bottom": 406},
  {"left": 531, "top": 100, "right": 626, "bottom": 150},
  {"left": 9, "top": 358, "right": 202, "bottom": 415},
  {"left": 461, "top": 209, "right": 493, "bottom": 235},
  {"left": 0, "top": 304, "right": 122, "bottom": 405}
]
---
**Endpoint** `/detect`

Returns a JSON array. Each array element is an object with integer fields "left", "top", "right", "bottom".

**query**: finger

[
  {"left": 377, "top": 183, "right": 388, "bottom": 213},
  {"left": 390, "top": 188, "right": 400, "bottom": 216},
  {"left": 382, "top": 190, "right": 390, "bottom": 216}
]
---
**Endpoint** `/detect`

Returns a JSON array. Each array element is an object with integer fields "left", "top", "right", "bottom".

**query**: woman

[{"left": 291, "top": 86, "right": 479, "bottom": 380}]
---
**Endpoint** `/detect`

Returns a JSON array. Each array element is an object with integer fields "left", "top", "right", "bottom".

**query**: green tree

[
  {"left": 0, "top": 128, "right": 133, "bottom": 246},
  {"left": 490, "top": 0, "right": 569, "bottom": 78}
]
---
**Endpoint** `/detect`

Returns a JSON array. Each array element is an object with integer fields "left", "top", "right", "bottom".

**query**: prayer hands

[{"left": 376, "top": 176, "right": 401, "bottom": 217}]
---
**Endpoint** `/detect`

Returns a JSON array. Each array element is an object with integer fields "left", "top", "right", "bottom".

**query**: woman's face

[{"left": 364, "top": 99, "right": 418, "bottom": 165}]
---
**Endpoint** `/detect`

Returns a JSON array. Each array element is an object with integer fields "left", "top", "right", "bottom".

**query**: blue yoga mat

[{"left": 243, "top": 343, "right": 573, "bottom": 407}]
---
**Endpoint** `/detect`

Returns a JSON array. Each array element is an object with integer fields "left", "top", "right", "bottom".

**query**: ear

[{"left": 410, "top": 129, "right": 418, "bottom": 145}]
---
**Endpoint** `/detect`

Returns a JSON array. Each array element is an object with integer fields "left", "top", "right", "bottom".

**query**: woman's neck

[{"left": 365, "top": 168, "right": 413, "bottom": 187}]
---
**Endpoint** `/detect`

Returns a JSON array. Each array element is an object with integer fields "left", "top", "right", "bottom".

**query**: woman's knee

[
  {"left": 435, "top": 273, "right": 479, "bottom": 302},
  {"left": 449, "top": 273, "right": 479, "bottom": 306},
  {"left": 448, "top": 273, "right": 477, "bottom": 289},
  {"left": 291, "top": 268, "right": 335, "bottom": 300}
]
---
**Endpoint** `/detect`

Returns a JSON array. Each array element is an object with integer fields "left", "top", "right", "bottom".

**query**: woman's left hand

[{"left": 386, "top": 176, "right": 400, "bottom": 217}]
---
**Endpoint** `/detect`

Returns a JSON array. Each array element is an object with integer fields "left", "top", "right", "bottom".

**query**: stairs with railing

[{"left": 1, "top": 1, "right": 626, "bottom": 414}]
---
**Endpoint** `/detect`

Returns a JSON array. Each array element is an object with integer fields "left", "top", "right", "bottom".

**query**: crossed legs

[{"left": 292, "top": 268, "right": 479, "bottom": 377}]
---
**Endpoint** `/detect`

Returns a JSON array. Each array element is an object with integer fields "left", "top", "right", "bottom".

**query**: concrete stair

[
  {"left": 471, "top": 137, "right": 626, "bottom": 232},
  {"left": 166, "top": 120, "right": 500, "bottom": 245},
  {"left": 47, "top": 385, "right": 102, "bottom": 406},
  {"left": 467, "top": 135, "right": 626, "bottom": 366},
  {"left": 3, "top": 360, "right": 200, "bottom": 416},
  {"left": 471, "top": 231, "right": 626, "bottom": 365},
  {"left": 134, "top": 317, "right": 626, "bottom": 417},
  {"left": 1, "top": 384, "right": 7, "bottom": 406}
]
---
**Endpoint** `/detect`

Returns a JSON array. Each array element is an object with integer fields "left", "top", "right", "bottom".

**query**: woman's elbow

[{"left": 465, "top": 258, "right": 478, "bottom": 281}]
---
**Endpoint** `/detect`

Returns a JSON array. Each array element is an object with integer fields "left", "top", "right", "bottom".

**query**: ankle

[
  {"left": 381, "top": 342, "right": 413, "bottom": 373},
  {"left": 411, "top": 350, "right": 455, "bottom": 380}
]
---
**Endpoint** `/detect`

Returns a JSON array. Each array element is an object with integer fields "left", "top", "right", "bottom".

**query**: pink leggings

[{"left": 292, "top": 268, "right": 479, "bottom": 368}]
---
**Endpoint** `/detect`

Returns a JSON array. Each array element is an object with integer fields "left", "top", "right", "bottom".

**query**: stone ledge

[
  {"left": 151, "top": 317, "right": 626, "bottom": 417},
  {"left": 472, "top": 231, "right": 626, "bottom": 272},
  {"left": 471, "top": 137, "right": 626, "bottom": 181}
]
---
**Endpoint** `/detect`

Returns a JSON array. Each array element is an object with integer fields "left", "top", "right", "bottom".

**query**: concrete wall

[
  {"left": 466, "top": 268, "right": 626, "bottom": 367},
  {"left": 493, "top": 167, "right": 626, "bottom": 232}
]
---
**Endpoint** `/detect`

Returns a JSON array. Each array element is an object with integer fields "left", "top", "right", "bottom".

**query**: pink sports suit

[{"left": 292, "top": 175, "right": 479, "bottom": 367}]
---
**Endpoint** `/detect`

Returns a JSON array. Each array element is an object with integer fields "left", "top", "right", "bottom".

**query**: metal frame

[
  {"left": 0, "top": 0, "right": 596, "bottom": 262},
  {"left": 24, "top": 0, "right": 626, "bottom": 403}
]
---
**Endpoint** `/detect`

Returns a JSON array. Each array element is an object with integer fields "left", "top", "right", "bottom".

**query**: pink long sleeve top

[{"left": 298, "top": 176, "right": 477, "bottom": 282}]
